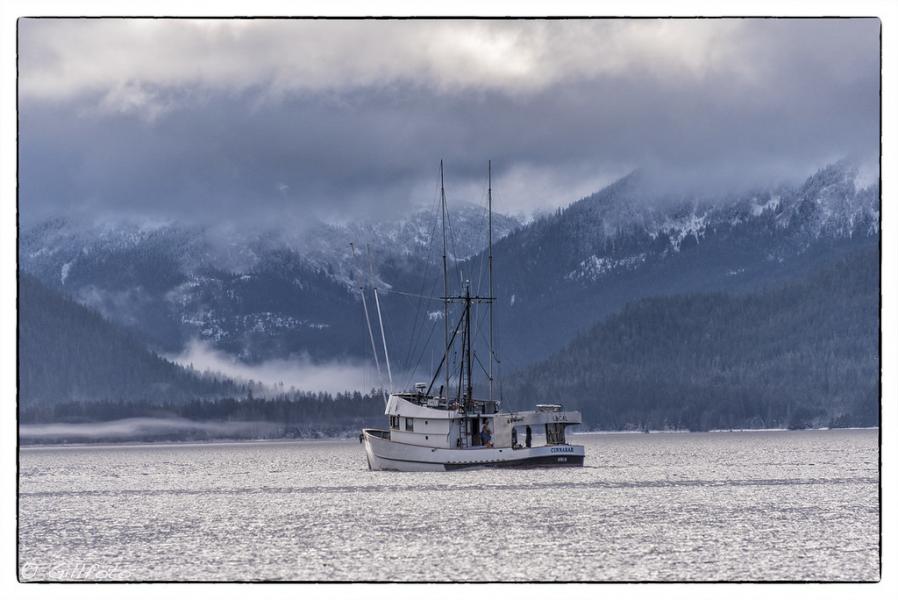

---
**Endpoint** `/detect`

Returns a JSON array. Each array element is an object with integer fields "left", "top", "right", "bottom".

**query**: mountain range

[
  {"left": 20, "top": 202, "right": 520, "bottom": 363},
  {"left": 19, "top": 161, "right": 880, "bottom": 403}
]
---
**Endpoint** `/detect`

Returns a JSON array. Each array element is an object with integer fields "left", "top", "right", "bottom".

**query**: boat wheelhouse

[{"left": 360, "top": 162, "right": 585, "bottom": 471}]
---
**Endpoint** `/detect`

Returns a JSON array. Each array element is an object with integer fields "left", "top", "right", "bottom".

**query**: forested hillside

[
  {"left": 476, "top": 163, "right": 879, "bottom": 368},
  {"left": 508, "top": 247, "right": 879, "bottom": 431},
  {"left": 19, "top": 274, "right": 389, "bottom": 438},
  {"left": 19, "top": 274, "right": 238, "bottom": 406}
]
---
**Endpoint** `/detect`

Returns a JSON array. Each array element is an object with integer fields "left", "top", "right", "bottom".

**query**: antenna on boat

[
  {"left": 367, "top": 243, "right": 393, "bottom": 393},
  {"left": 488, "top": 160, "right": 494, "bottom": 405},
  {"left": 351, "top": 242, "right": 387, "bottom": 403},
  {"left": 441, "top": 160, "right": 450, "bottom": 401}
]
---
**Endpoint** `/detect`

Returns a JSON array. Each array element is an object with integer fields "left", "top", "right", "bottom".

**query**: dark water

[{"left": 18, "top": 429, "right": 879, "bottom": 581}]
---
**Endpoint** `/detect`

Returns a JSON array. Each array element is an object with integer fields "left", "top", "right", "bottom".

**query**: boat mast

[
  {"left": 488, "top": 161, "right": 494, "bottom": 404},
  {"left": 464, "top": 281, "right": 473, "bottom": 410},
  {"left": 440, "top": 161, "right": 450, "bottom": 400}
]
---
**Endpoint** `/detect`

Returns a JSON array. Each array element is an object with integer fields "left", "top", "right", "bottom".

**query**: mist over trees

[
  {"left": 19, "top": 273, "right": 239, "bottom": 406},
  {"left": 20, "top": 390, "right": 388, "bottom": 443},
  {"left": 19, "top": 273, "right": 388, "bottom": 440}
]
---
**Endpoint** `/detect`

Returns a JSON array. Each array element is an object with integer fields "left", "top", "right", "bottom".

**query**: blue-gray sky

[{"left": 18, "top": 18, "right": 880, "bottom": 226}]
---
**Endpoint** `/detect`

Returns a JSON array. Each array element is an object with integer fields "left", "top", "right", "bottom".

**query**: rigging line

[
  {"left": 398, "top": 278, "right": 424, "bottom": 373},
  {"left": 474, "top": 184, "right": 490, "bottom": 297},
  {"left": 402, "top": 273, "right": 443, "bottom": 382},
  {"left": 471, "top": 297, "right": 490, "bottom": 353},
  {"left": 467, "top": 183, "right": 492, "bottom": 355},
  {"left": 360, "top": 290, "right": 383, "bottom": 383},
  {"left": 351, "top": 242, "right": 386, "bottom": 402},
  {"left": 398, "top": 194, "right": 442, "bottom": 382},
  {"left": 397, "top": 282, "right": 428, "bottom": 376},
  {"left": 473, "top": 311, "right": 491, "bottom": 350},
  {"left": 373, "top": 286, "right": 393, "bottom": 392},
  {"left": 405, "top": 315, "right": 440, "bottom": 391},
  {"left": 361, "top": 290, "right": 386, "bottom": 401},
  {"left": 388, "top": 289, "right": 445, "bottom": 302},
  {"left": 442, "top": 183, "right": 464, "bottom": 289},
  {"left": 473, "top": 350, "right": 490, "bottom": 380},
  {"left": 424, "top": 308, "right": 467, "bottom": 397},
  {"left": 497, "top": 352, "right": 504, "bottom": 405},
  {"left": 366, "top": 243, "right": 393, "bottom": 393},
  {"left": 399, "top": 188, "right": 444, "bottom": 374}
]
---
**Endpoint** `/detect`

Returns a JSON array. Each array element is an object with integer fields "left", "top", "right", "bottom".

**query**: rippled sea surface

[{"left": 18, "top": 430, "right": 879, "bottom": 582}]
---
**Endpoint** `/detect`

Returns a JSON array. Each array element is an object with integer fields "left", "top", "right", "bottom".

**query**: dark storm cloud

[{"left": 18, "top": 19, "right": 880, "bottom": 226}]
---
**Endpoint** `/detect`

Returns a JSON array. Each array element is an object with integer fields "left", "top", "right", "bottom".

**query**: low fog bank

[
  {"left": 19, "top": 417, "right": 373, "bottom": 445},
  {"left": 168, "top": 339, "right": 384, "bottom": 395}
]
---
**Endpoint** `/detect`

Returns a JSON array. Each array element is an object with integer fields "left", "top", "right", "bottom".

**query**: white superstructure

[{"left": 363, "top": 394, "right": 583, "bottom": 471}]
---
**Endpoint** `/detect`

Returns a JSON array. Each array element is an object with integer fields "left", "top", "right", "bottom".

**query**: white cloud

[
  {"left": 17, "top": 18, "right": 879, "bottom": 220},
  {"left": 19, "top": 19, "right": 762, "bottom": 110},
  {"left": 492, "top": 161, "right": 632, "bottom": 214},
  {"left": 96, "top": 81, "right": 172, "bottom": 122}
]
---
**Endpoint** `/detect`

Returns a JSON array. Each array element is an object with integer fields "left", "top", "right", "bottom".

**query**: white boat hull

[{"left": 362, "top": 429, "right": 585, "bottom": 472}]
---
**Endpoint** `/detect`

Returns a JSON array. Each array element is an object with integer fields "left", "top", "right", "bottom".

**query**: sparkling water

[{"left": 18, "top": 429, "right": 879, "bottom": 581}]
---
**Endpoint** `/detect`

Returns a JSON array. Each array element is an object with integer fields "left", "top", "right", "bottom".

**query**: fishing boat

[{"left": 360, "top": 162, "right": 584, "bottom": 471}]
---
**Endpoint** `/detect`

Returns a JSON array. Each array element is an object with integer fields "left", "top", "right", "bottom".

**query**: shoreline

[{"left": 18, "top": 424, "right": 880, "bottom": 449}]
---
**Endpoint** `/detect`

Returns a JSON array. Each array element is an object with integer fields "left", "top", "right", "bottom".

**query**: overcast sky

[{"left": 18, "top": 18, "right": 880, "bottom": 227}]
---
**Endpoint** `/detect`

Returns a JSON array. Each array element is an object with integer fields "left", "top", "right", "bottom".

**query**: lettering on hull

[{"left": 441, "top": 454, "right": 584, "bottom": 470}]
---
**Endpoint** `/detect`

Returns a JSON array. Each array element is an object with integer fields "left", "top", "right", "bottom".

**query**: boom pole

[
  {"left": 351, "top": 242, "right": 386, "bottom": 402},
  {"left": 373, "top": 287, "right": 393, "bottom": 392},
  {"left": 367, "top": 243, "right": 393, "bottom": 393}
]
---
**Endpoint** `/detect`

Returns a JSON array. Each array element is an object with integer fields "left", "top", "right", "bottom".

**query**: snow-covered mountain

[
  {"left": 20, "top": 161, "right": 878, "bottom": 371},
  {"left": 555, "top": 162, "right": 878, "bottom": 283},
  {"left": 476, "top": 161, "right": 878, "bottom": 366},
  {"left": 20, "top": 202, "right": 520, "bottom": 361},
  {"left": 290, "top": 201, "right": 520, "bottom": 288}
]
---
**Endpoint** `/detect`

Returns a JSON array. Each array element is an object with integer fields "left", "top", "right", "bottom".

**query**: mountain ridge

[
  {"left": 466, "top": 161, "right": 878, "bottom": 367},
  {"left": 20, "top": 161, "right": 879, "bottom": 374}
]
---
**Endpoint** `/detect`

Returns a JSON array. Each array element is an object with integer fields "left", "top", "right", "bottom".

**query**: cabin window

[
  {"left": 389, "top": 415, "right": 399, "bottom": 430},
  {"left": 405, "top": 417, "right": 414, "bottom": 432},
  {"left": 546, "top": 423, "right": 566, "bottom": 445}
]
